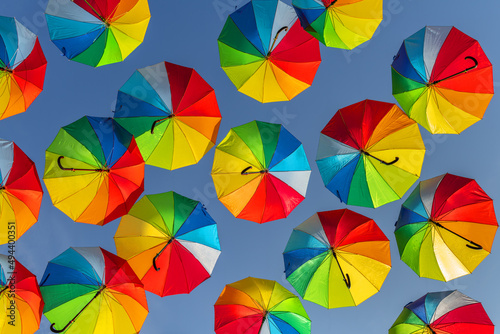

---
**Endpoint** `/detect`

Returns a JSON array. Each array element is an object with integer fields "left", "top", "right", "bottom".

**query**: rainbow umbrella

[
  {"left": 0, "top": 16, "right": 46, "bottom": 120},
  {"left": 45, "top": 0, "right": 150, "bottom": 67},
  {"left": 40, "top": 247, "right": 148, "bottom": 334},
  {"left": 395, "top": 173, "right": 498, "bottom": 281},
  {"left": 292, "top": 0, "right": 383, "bottom": 49},
  {"left": 316, "top": 99, "right": 425, "bottom": 208},
  {"left": 218, "top": 0, "right": 321, "bottom": 103},
  {"left": 0, "top": 255, "right": 44, "bottom": 334},
  {"left": 114, "top": 61, "right": 221, "bottom": 170},
  {"left": 214, "top": 277, "right": 311, "bottom": 334},
  {"left": 0, "top": 139, "right": 43, "bottom": 244},
  {"left": 43, "top": 116, "right": 144, "bottom": 225},
  {"left": 284, "top": 209, "right": 391, "bottom": 308},
  {"left": 389, "top": 291, "right": 494, "bottom": 334},
  {"left": 211, "top": 121, "right": 310, "bottom": 223},
  {"left": 114, "top": 191, "right": 221, "bottom": 297},
  {"left": 392, "top": 26, "right": 494, "bottom": 134}
]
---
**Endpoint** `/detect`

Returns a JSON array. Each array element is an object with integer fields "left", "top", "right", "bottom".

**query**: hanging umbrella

[
  {"left": 40, "top": 247, "right": 148, "bottom": 334},
  {"left": 395, "top": 173, "right": 497, "bottom": 281},
  {"left": 0, "top": 255, "right": 44, "bottom": 334},
  {"left": 0, "top": 16, "right": 47, "bottom": 120},
  {"left": 114, "top": 191, "right": 221, "bottom": 297},
  {"left": 316, "top": 99, "right": 425, "bottom": 208},
  {"left": 211, "top": 120, "right": 310, "bottom": 223},
  {"left": 114, "top": 61, "right": 222, "bottom": 170},
  {"left": 292, "top": 0, "right": 383, "bottom": 50},
  {"left": 389, "top": 290, "right": 494, "bottom": 333},
  {"left": 214, "top": 277, "right": 311, "bottom": 334},
  {"left": 218, "top": 0, "right": 321, "bottom": 103},
  {"left": 0, "top": 139, "right": 43, "bottom": 244},
  {"left": 284, "top": 209, "right": 391, "bottom": 308},
  {"left": 45, "top": 0, "right": 150, "bottom": 67},
  {"left": 43, "top": 116, "right": 145, "bottom": 225},
  {"left": 391, "top": 26, "right": 494, "bottom": 134}
]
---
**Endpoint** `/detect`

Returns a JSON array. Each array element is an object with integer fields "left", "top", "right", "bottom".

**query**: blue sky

[{"left": 2, "top": 0, "right": 500, "bottom": 333}]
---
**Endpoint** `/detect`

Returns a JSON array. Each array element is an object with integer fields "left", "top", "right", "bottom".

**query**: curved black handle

[
  {"left": 57, "top": 156, "right": 104, "bottom": 172},
  {"left": 153, "top": 253, "right": 161, "bottom": 271},
  {"left": 268, "top": 26, "right": 289, "bottom": 55},
  {"left": 466, "top": 241, "right": 483, "bottom": 250},
  {"left": 336, "top": 190, "right": 344, "bottom": 204},
  {"left": 151, "top": 115, "right": 173, "bottom": 134},
  {"left": 431, "top": 56, "right": 478, "bottom": 84},
  {"left": 362, "top": 151, "right": 399, "bottom": 165},
  {"left": 344, "top": 273, "right": 351, "bottom": 289},
  {"left": 241, "top": 166, "right": 253, "bottom": 175},
  {"left": 50, "top": 322, "right": 70, "bottom": 333}
]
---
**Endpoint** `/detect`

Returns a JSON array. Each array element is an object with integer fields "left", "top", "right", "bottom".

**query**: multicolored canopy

[
  {"left": 218, "top": 0, "right": 321, "bottom": 102},
  {"left": 45, "top": 0, "right": 150, "bottom": 67},
  {"left": 114, "top": 61, "right": 221, "bottom": 170},
  {"left": 43, "top": 116, "right": 144, "bottom": 225},
  {"left": 214, "top": 277, "right": 311, "bottom": 334},
  {"left": 390, "top": 290, "right": 494, "bottom": 333},
  {"left": 40, "top": 247, "right": 148, "bottom": 334},
  {"left": 0, "top": 16, "right": 46, "bottom": 120},
  {"left": 284, "top": 209, "right": 391, "bottom": 308},
  {"left": 292, "top": 0, "right": 383, "bottom": 49},
  {"left": 392, "top": 26, "right": 494, "bottom": 134},
  {"left": 0, "top": 255, "right": 44, "bottom": 334},
  {"left": 0, "top": 139, "right": 43, "bottom": 244},
  {"left": 395, "top": 173, "right": 497, "bottom": 281},
  {"left": 212, "top": 121, "right": 311, "bottom": 223},
  {"left": 114, "top": 191, "right": 221, "bottom": 297},
  {"left": 316, "top": 100, "right": 425, "bottom": 208}
]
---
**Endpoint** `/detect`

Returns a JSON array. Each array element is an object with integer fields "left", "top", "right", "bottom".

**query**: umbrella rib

[
  {"left": 48, "top": 172, "right": 102, "bottom": 205},
  {"left": 431, "top": 180, "right": 474, "bottom": 217},
  {"left": 171, "top": 119, "right": 197, "bottom": 163},
  {"left": 429, "top": 89, "right": 458, "bottom": 133}
]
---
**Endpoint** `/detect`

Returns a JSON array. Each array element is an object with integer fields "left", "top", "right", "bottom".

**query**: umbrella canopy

[
  {"left": 284, "top": 209, "right": 391, "bottom": 308},
  {"left": 292, "top": 0, "right": 383, "bottom": 49},
  {"left": 389, "top": 290, "right": 494, "bottom": 334},
  {"left": 0, "top": 255, "right": 43, "bottom": 334},
  {"left": 395, "top": 173, "right": 497, "bottom": 281},
  {"left": 316, "top": 99, "right": 425, "bottom": 208},
  {"left": 391, "top": 26, "right": 494, "bottom": 134},
  {"left": 45, "top": 0, "right": 150, "bottom": 67},
  {"left": 40, "top": 247, "right": 148, "bottom": 334},
  {"left": 214, "top": 277, "right": 311, "bottom": 334},
  {"left": 43, "top": 116, "right": 145, "bottom": 225},
  {"left": 218, "top": 0, "right": 321, "bottom": 103},
  {"left": 0, "top": 139, "right": 43, "bottom": 244},
  {"left": 212, "top": 120, "right": 310, "bottom": 223},
  {"left": 0, "top": 16, "right": 46, "bottom": 120},
  {"left": 114, "top": 191, "right": 221, "bottom": 297},
  {"left": 114, "top": 61, "right": 221, "bottom": 170}
]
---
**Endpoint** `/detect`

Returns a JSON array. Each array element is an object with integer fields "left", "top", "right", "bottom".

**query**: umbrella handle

[
  {"left": 152, "top": 239, "right": 174, "bottom": 271},
  {"left": 431, "top": 56, "right": 478, "bottom": 85},
  {"left": 268, "top": 26, "right": 288, "bottom": 55},
  {"left": 362, "top": 151, "right": 399, "bottom": 165},
  {"left": 241, "top": 166, "right": 267, "bottom": 175},
  {"left": 344, "top": 273, "right": 351, "bottom": 289},
  {"left": 50, "top": 322, "right": 71, "bottom": 333},
  {"left": 151, "top": 115, "right": 173, "bottom": 134},
  {"left": 466, "top": 241, "right": 483, "bottom": 250},
  {"left": 336, "top": 190, "right": 344, "bottom": 204},
  {"left": 50, "top": 288, "right": 104, "bottom": 333},
  {"left": 57, "top": 156, "right": 106, "bottom": 172}
]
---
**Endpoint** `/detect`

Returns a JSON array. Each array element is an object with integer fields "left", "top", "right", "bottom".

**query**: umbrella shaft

[
  {"left": 434, "top": 222, "right": 482, "bottom": 250},
  {"left": 50, "top": 287, "right": 104, "bottom": 333},
  {"left": 332, "top": 251, "right": 350, "bottom": 288},
  {"left": 431, "top": 56, "right": 478, "bottom": 85},
  {"left": 362, "top": 151, "right": 399, "bottom": 165}
]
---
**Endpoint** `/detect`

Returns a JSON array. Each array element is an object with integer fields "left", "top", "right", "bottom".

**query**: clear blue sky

[{"left": 2, "top": 0, "right": 500, "bottom": 333}]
